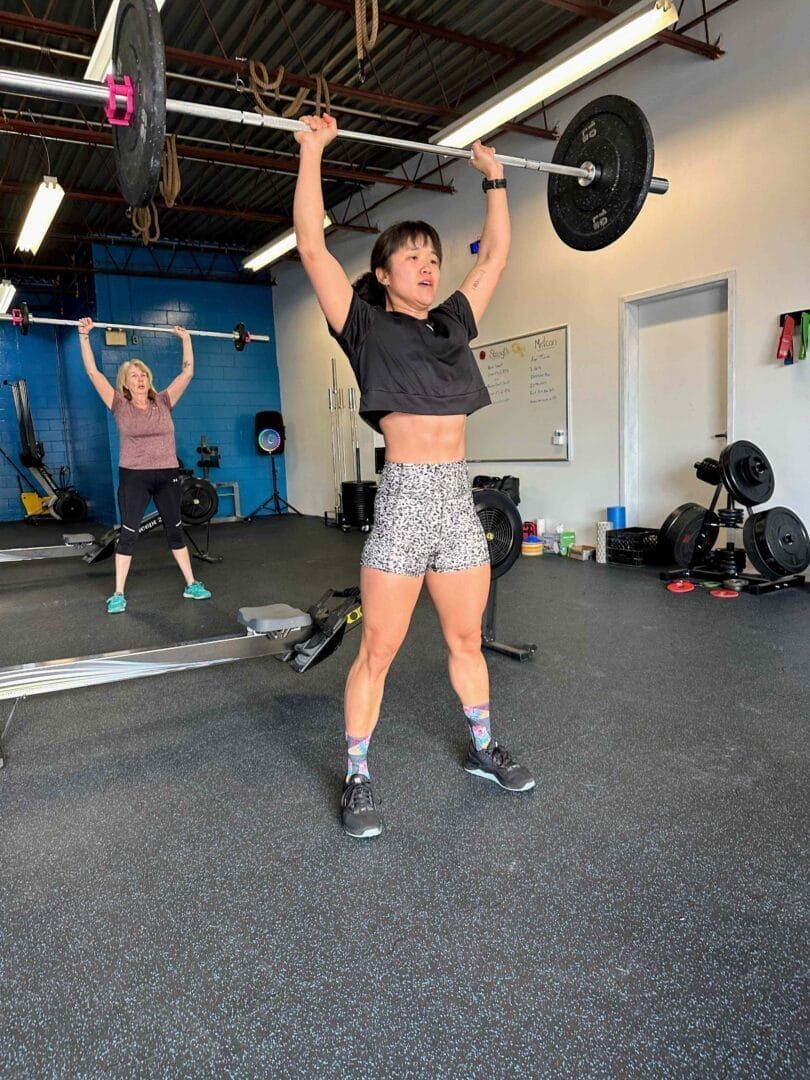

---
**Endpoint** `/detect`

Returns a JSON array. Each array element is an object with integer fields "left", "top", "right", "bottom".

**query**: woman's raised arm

[
  {"left": 293, "top": 114, "right": 354, "bottom": 334},
  {"left": 459, "top": 140, "right": 511, "bottom": 327},
  {"left": 78, "top": 318, "right": 115, "bottom": 410}
]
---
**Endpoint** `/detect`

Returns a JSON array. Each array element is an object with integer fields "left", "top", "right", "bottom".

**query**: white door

[{"left": 629, "top": 282, "right": 730, "bottom": 528}]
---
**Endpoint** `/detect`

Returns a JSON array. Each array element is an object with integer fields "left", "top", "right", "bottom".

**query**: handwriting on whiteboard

[{"left": 477, "top": 332, "right": 561, "bottom": 406}]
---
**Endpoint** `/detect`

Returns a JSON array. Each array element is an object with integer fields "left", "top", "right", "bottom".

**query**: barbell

[
  {"left": 0, "top": 0, "right": 670, "bottom": 253},
  {"left": 1, "top": 301, "right": 268, "bottom": 352}
]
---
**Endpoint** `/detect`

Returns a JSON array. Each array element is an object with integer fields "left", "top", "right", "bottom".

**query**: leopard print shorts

[{"left": 361, "top": 460, "right": 491, "bottom": 576}]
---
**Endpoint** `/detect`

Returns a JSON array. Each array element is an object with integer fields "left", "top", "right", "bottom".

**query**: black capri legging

[{"left": 117, "top": 467, "right": 185, "bottom": 556}]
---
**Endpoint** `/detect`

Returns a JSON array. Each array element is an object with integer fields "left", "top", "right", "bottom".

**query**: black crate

[{"left": 606, "top": 527, "right": 660, "bottom": 567}]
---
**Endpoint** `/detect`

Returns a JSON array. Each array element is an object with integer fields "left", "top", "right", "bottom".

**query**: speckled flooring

[{"left": 0, "top": 515, "right": 807, "bottom": 1077}]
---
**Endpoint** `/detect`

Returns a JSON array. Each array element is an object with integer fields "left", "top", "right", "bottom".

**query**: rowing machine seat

[{"left": 237, "top": 604, "right": 312, "bottom": 634}]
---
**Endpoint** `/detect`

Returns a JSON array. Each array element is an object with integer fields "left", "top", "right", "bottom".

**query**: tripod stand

[{"left": 246, "top": 453, "right": 302, "bottom": 519}]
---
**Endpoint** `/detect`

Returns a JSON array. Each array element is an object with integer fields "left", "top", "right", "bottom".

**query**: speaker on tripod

[{"left": 245, "top": 410, "right": 302, "bottom": 519}]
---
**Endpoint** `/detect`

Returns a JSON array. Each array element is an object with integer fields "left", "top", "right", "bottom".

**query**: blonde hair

[{"left": 116, "top": 359, "right": 157, "bottom": 401}]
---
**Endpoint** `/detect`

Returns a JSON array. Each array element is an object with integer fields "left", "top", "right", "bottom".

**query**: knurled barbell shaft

[
  {"left": 0, "top": 312, "right": 270, "bottom": 342},
  {"left": 0, "top": 67, "right": 668, "bottom": 191}
]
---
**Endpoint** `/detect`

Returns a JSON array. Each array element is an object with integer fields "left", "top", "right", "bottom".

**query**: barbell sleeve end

[{"left": 649, "top": 176, "right": 669, "bottom": 195}]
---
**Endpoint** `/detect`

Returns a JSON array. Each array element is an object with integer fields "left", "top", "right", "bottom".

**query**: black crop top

[{"left": 328, "top": 289, "right": 491, "bottom": 433}]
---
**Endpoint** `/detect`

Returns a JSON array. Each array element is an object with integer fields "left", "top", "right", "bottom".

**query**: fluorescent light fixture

[
  {"left": 16, "top": 176, "right": 65, "bottom": 255},
  {"left": 242, "top": 216, "right": 333, "bottom": 272},
  {"left": 84, "top": 0, "right": 168, "bottom": 81},
  {"left": 0, "top": 279, "right": 16, "bottom": 314},
  {"left": 434, "top": 0, "right": 678, "bottom": 148}
]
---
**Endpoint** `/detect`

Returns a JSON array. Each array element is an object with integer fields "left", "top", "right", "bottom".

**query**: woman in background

[{"left": 78, "top": 318, "right": 211, "bottom": 613}]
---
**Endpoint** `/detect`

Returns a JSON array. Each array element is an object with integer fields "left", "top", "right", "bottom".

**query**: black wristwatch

[{"left": 482, "top": 177, "right": 507, "bottom": 192}]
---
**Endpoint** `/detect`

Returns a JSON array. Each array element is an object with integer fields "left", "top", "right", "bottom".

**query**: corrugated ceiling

[{"left": 0, "top": 0, "right": 731, "bottom": 284}]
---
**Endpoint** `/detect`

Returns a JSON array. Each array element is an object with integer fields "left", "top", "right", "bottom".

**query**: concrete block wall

[
  {"left": 0, "top": 324, "right": 72, "bottom": 522},
  {"left": 0, "top": 249, "right": 281, "bottom": 525},
  {"left": 92, "top": 248, "right": 281, "bottom": 521},
  {"left": 60, "top": 328, "right": 116, "bottom": 523}
]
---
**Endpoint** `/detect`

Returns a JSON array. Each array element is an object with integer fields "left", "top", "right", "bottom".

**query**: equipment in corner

[
  {"left": 474, "top": 487, "right": 536, "bottom": 662},
  {"left": 657, "top": 440, "right": 808, "bottom": 595},
  {"left": 2, "top": 379, "right": 87, "bottom": 523},
  {"left": 195, "top": 434, "right": 241, "bottom": 522},
  {"left": 325, "top": 360, "right": 376, "bottom": 532},
  {"left": 471, "top": 474, "right": 521, "bottom": 507},
  {"left": 245, "top": 410, "right": 302, "bottom": 519},
  {"left": 196, "top": 435, "right": 220, "bottom": 477}
]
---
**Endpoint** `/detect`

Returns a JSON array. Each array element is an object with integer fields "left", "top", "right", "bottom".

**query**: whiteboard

[{"left": 466, "top": 325, "right": 570, "bottom": 462}]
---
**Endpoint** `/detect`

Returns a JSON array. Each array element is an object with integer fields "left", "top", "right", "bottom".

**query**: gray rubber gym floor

[{"left": 0, "top": 515, "right": 807, "bottom": 1077}]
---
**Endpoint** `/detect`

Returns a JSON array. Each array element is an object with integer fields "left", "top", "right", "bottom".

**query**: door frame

[{"left": 619, "top": 270, "right": 736, "bottom": 524}]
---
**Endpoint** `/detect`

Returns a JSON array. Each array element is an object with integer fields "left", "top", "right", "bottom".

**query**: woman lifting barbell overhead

[
  {"left": 294, "top": 113, "right": 534, "bottom": 840},
  {"left": 78, "top": 318, "right": 211, "bottom": 613}
]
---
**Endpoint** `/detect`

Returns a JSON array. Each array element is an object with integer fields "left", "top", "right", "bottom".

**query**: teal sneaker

[
  {"left": 106, "top": 592, "right": 126, "bottom": 614},
  {"left": 183, "top": 581, "right": 211, "bottom": 600}
]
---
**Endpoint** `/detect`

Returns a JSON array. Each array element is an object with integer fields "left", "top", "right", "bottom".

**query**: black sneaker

[
  {"left": 464, "top": 740, "right": 535, "bottom": 792},
  {"left": 341, "top": 774, "right": 383, "bottom": 838}
]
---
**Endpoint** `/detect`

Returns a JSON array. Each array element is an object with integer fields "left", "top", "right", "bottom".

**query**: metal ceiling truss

[
  {"left": 528, "top": 0, "right": 742, "bottom": 113},
  {"left": 538, "top": 0, "right": 724, "bottom": 59},
  {"left": 0, "top": 0, "right": 743, "bottom": 278},
  {"left": 2, "top": 254, "right": 268, "bottom": 286},
  {"left": 0, "top": 117, "right": 453, "bottom": 193}
]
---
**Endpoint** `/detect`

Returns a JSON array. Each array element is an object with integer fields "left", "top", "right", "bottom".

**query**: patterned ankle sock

[
  {"left": 463, "top": 702, "right": 492, "bottom": 751},
  {"left": 346, "top": 733, "right": 371, "bottom": 780}
]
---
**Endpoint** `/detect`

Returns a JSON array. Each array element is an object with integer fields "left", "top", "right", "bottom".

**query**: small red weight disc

[
  {"left": 709, "top": 588, "right": 739, "bottom": 599},
  {"left": 666, "top": 580, "right": 695, "bottom": 594}
]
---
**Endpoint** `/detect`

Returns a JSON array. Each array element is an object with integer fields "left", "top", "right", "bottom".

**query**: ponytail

[{"left": 353, "top": 271, "right": 387, "bottom": 308}]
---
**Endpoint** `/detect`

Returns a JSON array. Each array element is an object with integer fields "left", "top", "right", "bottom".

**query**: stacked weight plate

[{"left": 658, "top": 441, "right": 809, "bottom": 580}]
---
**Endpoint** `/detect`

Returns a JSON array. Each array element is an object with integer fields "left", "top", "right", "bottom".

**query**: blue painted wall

[
  {"left": 60, "top": 327, "right": 117, "bottom": 522},
  {"left": 93, "top": 247, "right": 281, "bottom": 522},
  {"left": 0, "top": 249, "right": 280, "bottom": 523},
  {"left": 0, "top": 324, "right": 81, "bottom": 520}
]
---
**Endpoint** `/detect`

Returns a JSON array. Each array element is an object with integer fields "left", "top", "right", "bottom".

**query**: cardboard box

[{"left": 568, "top": 545, "right": 596, "bottom": 561}]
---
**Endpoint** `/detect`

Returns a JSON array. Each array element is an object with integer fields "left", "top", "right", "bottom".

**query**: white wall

[{"left": 273, "top": 0, "right": 810, "bottom": 542}]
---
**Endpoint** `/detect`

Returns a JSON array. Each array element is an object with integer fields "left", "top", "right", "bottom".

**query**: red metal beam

[
  {"left": 0, "top": 12, "right": 457, "bottom": 118},
  {"left": 303, "top": 0, "right": 538, "bottom": 63},
  {"left": 0, "top": 117, "right": 453, "bottom": 193},
  {"left": 539, "top": 0, "right": 724, "bottom": 59},
  {"left": 0, "top": 178, "right": 283, "bottom": 223},
  {"left": 536, "top": 0, "right": 741, "bottom": 111},
  {"left": 0, "top": 178, "right": 379, "bottom": 233},
  {"left": 0, "top": 259, "right": 268, "bottom": 282},
  {"left": 0, "top": 11, "right": 96, "bottom": 43},
  {"left": 0, "top": 13, "right": 557, "bottom": 140},
  {"left": 164, "top": 46, "right": 456, "bottom": 117}
]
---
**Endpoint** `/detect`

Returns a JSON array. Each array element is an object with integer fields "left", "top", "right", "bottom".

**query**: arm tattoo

[
  {"left": 182, "top": 359, "right": 191, "bottom": 370},
  {"left": 471, "top": 269, "right": 488, "bottom": 290}
]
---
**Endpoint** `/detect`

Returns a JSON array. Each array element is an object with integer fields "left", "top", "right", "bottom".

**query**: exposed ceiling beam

[
  {"left": 0, "top": 13, "right": 454, "bottom": 117},
  {"left": 0, "top": 118, "right": 454, "bottom": 193},
  {"left": 446, "top": 0, "right": 723, "bottom": 145},
  {"left": 537, "top": 0, "right": 740, "bottom": 110},
  {"left": 302, "top": 0, "right": 538, "bottom": 62},
  {"left": 0, "top": 222, "right": 258, "bottom": 252},
  {"left": 0, "top": 14, "right": 558, "bottom": 140},
  {"left": 0, "top": 259, "right": 265, "bottom": 284},
  {"left": 0, "top": 178, "right": 285, "bottom": 224},
  {"left": 0, "top": 11, "right": 96, "bottom": 43},
  {"left": 0, "top": 178, "right": 374, "bottom": 233},
  {"left": 539, "top": 0, "right": 724, "bottom": 59}
]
